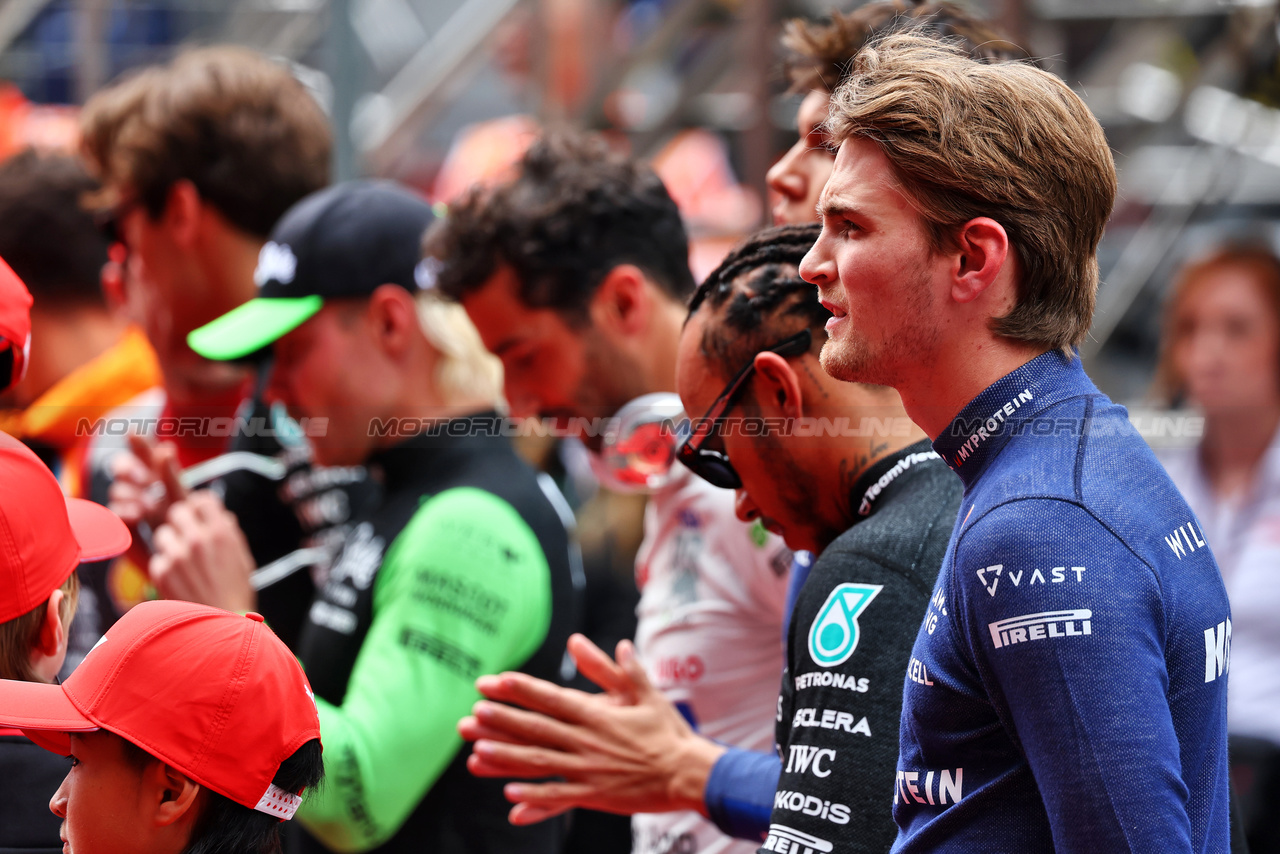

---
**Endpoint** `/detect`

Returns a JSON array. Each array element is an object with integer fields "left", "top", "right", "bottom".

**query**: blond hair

[
  {"left": 415, "top": 292, "right": 504, "bottom": 409},
  {"left": 825, "top": 31, "right": 1116, "bottom": 353}
]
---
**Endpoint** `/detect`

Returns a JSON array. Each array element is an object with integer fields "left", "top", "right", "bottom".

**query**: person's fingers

[
  {"left": 470, "top": 700, "right": 591, "bottom": 752},
  {"left": 148, "top": 542, "right": 189, "bottom": 601},
  {"left": 106, "top": 489, "right": 147, "bottom": 526},
  {"left": 109, "top": 450, "right": 152, "bottom": 486},
  {"left": 164, "top": 500, "right": 199, "bottom": 537},
  {"left": 467, "top": 738, "right": 587, "bottom": 779},
  {"left": 150, "top": 521, "right": 184, "bottom": 561},
  {"left": 184, "top": 490, "right": 224, "bottom": 524},
  {"left": 615, "top": 638, "right": 662, "bottom": 701},
  {"left": 149, "top": 551, "right": 173, "bottom": 595},
  {"left": 507, "top": 802, "right": 572, "bottom": 826},
  {"left": 457, "top": 716, "right": 536, "bottom": 746},
  {"left": 154, "top": 444, "right": 189, "bottom": 503},
  {"left": 127, "top": 432, "right": 157, "bottom": 473},
  {"left": 474, "top": 672, "right": 595, "bottom": 725},
  {"left": 506, "top": 780, "right": 604, "bottom": 808},
  {"left": 567, "top": 633, "right": 634, "bottom": 697}
]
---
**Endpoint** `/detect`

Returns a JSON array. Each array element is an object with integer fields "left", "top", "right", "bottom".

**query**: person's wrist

[{"left": 666, "top": 734, "right": 727, "bottom": 816}]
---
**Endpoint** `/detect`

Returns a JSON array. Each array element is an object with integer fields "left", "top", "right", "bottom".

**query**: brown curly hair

[
  {"left": 781, "top": 1, "right": 1024, "bottom": 94},
  {"left": 80, "top": 46, "right": 331, "bottom": 238}
]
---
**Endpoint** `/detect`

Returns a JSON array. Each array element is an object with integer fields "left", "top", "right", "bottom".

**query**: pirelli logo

[{"left": 988, "top": 609, "right": 1092, "bottom": 649}]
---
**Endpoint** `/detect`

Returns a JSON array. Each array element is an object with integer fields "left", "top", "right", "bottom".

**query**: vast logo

[
  {"left": 808, "top": 583, "right": 882, "bottom": 667},
  {"left": 976, "top": 563, "right": 1086, "bottom": 596}
]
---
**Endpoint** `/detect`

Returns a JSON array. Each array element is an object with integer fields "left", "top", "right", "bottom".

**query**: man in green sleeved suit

[{"left": 152, "top": 180, "right": 582, "bottom": 853}]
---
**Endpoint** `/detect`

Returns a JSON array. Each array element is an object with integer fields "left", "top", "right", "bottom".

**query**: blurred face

[
  {"left": 52, "top": 731, "right": 152, "bottom": 854},
  {"left": 767, "top": 90, "right": 836, "bottom": 226},
  {"left": 460, "top": 266, "right": 635, "bottom": 448},
  {"left": 267, "top": 302, "right": 389, "bottom": 466},
  {"left": 113, "top": 192, "right": 247, "bottom": 393},
  {"left": 800, "top": 138, "right": 944, "bottom": 387},
  {"left": 676, "top": 312, "right": 839, "bottom": 554},
  {"left": 1171, "top": 265, "right": 1280, "bottom": 416}
]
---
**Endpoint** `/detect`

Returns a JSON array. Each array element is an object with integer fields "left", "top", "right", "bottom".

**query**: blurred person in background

[
  {"left": 0, "top": 150, "right": 160, "bottom": 489},
  {"left": 0, "top": 150, "right": 161, "bottom": 666},
  {"left": 425, "top": 130, "right": 794, "bottom": 854},
  {"left": 77, "top": 46, "right": 372, "bottom": 652},
  {"left": 459, "top": 223, "right": 962, "bottom": 854},
  {"left": 765, "top": 1, "right": 1019, "bottom": 229},
  {"left": 0, "top": 434, "right": 130, "bottom": 853},
  {"left": 158, "top": 180, "right": 581, "bottom": 854},
  {"left": 1157, "top": 243, "right": 1280, "bottom": 853}
]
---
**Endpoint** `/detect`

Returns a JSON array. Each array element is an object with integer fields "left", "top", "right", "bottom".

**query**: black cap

[{"left": 188, "top": 180, "right": 435, "bottom": 361}]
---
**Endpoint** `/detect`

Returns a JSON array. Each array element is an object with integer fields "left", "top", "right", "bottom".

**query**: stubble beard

[{"left": 817, "top": 261, "right": 939, "bottom": 389}]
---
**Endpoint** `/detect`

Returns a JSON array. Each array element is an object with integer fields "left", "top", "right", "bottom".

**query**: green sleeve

[{"left": 296, "top": 487, "right": 553, "bottom": 852}]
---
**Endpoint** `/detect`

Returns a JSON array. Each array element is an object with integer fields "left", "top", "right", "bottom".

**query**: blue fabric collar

[{"left": 931, "top": 350, "right": 1098, "bottom": 489}]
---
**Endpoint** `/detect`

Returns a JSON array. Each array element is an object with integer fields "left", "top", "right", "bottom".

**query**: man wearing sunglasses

[{"left": 459, "top": 224, "right": 961, "bottom": 854}]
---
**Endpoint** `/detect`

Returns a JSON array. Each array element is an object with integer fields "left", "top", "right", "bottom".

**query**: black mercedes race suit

[
  {"left": 290, "top": 413, "right": 583, "bottom": 854},
  {"left": 762, "top": 441, "right": 960, "bottom": 854}
]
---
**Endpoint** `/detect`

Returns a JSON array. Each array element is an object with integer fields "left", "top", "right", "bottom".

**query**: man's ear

[
  {"left": 162, "top": 180, "right": 203, "bottom": 249},
  {"left": 949, "top": 217, "right": 1009, "bottom": 305},
  {"left": 367, "top": 284, "right": 420, "bottom": 360},
  {"left": 150, "top": 761, "right": 204, "bottom": 828},
  {"left": 32, "top": 590, "right": 66, "bottom": 659},
  {"left": 588, "top": 265, "right": 652, "bottom": 339},
  {"left": 753, "top": 351, "right": 805, "bottom": 420}
]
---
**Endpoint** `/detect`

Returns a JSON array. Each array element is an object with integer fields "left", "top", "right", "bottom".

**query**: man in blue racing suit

[{"left": 800, "top": 30, "right": 1232, "bottom": 854}]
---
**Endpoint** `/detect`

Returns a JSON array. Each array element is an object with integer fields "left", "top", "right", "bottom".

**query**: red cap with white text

[
  {"left": 0, "top": 599, "right": 322, "bottom": 820},
  {"left": 0, "top": 432, "right": 131, "bottom": 623}
]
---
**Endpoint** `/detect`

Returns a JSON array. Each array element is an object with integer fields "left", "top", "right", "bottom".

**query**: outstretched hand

[{"left": 457, "top": 634, "right": 726, "bottom": 825}]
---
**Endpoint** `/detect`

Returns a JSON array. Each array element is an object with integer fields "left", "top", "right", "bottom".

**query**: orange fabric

[{"left": 0, "top": 326, "right": 160, "bottom": 447}]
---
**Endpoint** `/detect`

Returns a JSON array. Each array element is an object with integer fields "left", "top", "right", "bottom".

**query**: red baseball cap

[
  {"left": 0, "top": 599, "right": 322, "bottom": 819},
  {"left": 0, "top": 432, "right": 131, "bottom": 623},
  {"left": 0, "top": 255, "right": 32, "bottom": 389}
]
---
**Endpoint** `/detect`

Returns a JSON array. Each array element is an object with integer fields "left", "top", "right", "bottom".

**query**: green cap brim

[{"left": 188, "top": 296, "right": 324, "bottom": 361}]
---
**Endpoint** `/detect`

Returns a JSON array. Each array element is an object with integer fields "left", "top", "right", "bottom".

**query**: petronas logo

[{"left": 808, "top": 583, "right": 883, "bottom": 668}]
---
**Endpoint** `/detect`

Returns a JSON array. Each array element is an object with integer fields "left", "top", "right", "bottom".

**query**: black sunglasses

[{"left": 677, "top": 328, "right": 812, "bottom": 489}]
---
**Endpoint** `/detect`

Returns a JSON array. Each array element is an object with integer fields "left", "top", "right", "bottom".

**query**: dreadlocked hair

[{"left": 688, "top": 223, "right": 827, "bottom": 378}]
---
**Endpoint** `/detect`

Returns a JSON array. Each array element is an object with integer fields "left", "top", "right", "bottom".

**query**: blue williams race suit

[{"left": 894, "top": 350, "right": 1231, "bottom": 853}]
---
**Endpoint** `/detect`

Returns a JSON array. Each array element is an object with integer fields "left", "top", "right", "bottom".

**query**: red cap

[
  {"left": 0, "top": 255, "right": 31, "bottom": 387},
  {"left": 0, "top": 599, "right": 322, "bottom": 819},
  {"left": 0, "top": 432, "right": 131, "bottom": 623}
]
